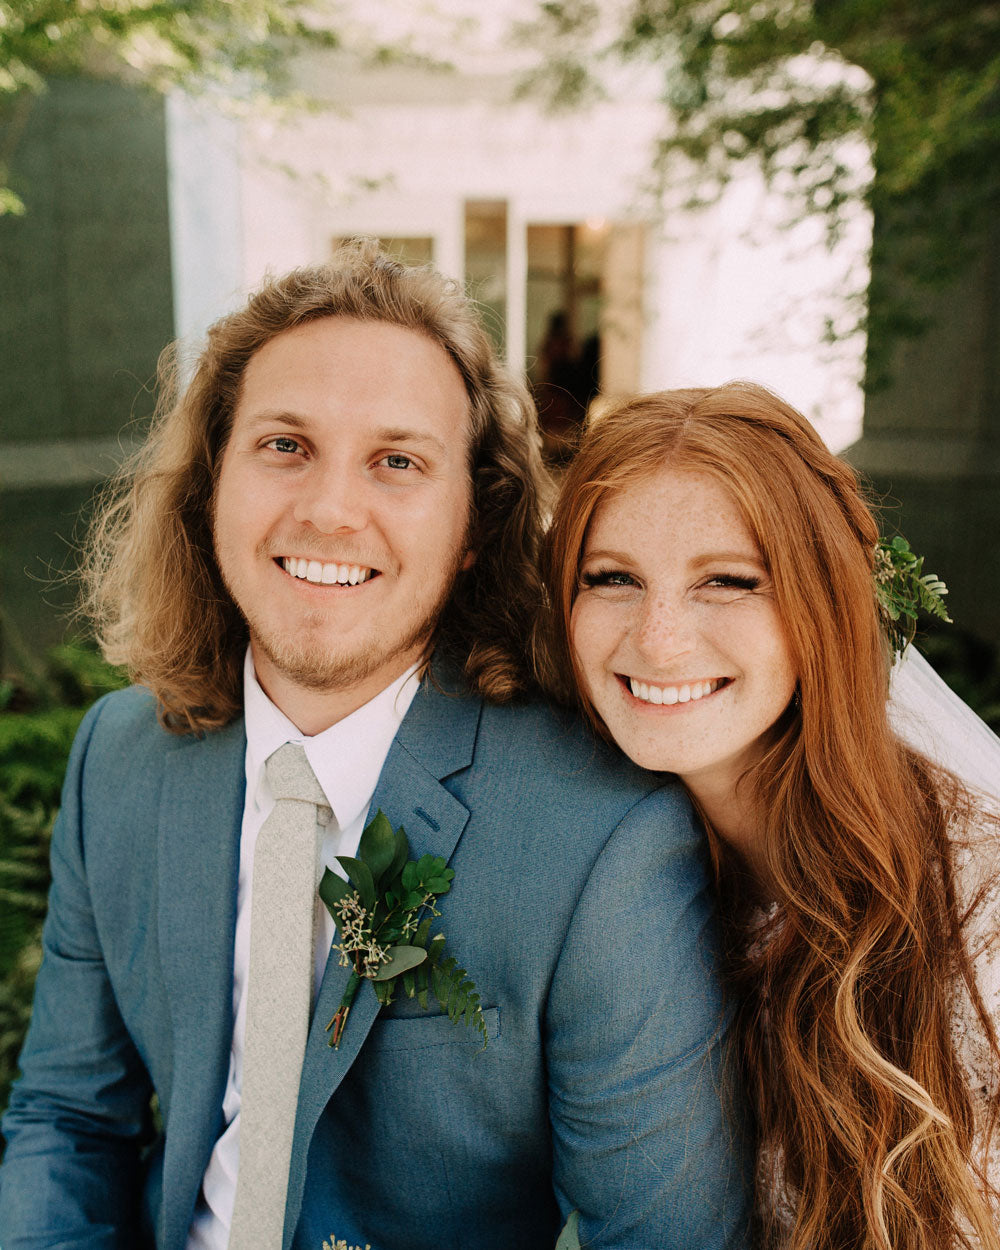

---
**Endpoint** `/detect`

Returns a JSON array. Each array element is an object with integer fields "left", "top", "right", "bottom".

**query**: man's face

[{"left": 213, "top": 316, "right": 474, "bottom": 729}]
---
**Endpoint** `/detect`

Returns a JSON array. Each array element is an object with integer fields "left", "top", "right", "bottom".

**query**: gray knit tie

[{"left": 228, "top": 743, "right": 331, "bottom": 1250}]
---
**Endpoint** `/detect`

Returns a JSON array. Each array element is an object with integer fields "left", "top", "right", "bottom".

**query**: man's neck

[{"left": 250, "top": 648, "right": 425, "bottom": 736}]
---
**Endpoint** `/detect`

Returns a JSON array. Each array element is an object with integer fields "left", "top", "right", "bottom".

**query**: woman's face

[{"left": 570, "top": 467, "right": 798, "bottom": 803}]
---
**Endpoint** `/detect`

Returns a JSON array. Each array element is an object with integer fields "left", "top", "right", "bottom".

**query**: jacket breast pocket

[{"left": 368, "top": 1005, "right": 501, "bottom": 1051}]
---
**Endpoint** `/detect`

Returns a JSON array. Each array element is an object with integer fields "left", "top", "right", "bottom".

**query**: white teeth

[
  {"left": 282, "top": 557, "right": 374, "bottom": 586},
  {"left": 628, "top": 677, "right": 724, "bottom": 706}
]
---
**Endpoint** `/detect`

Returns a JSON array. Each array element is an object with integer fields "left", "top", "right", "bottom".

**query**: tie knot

[{"left": 265, "top": 743, "right": 330, "bottom": 817}]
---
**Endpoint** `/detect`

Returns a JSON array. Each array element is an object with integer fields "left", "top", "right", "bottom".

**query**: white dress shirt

[{"left": 185, "top": 651, "right": 420, "bottom": 1250}]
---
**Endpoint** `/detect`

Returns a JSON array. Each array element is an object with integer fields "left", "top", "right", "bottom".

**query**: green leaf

[
  {"left": 336, "top": 856, "right": 376, "bottom": 912},
  {"left": 318, "top": 868, "right": 352, "bottom": 921},
  {"left": 358, "top": 809, "right": 397, "bottom": 888},
  {"left": 426, "top": 877, "right": 452, "bottom": 895},
  {"left": 401, "top": 861, "right": 419, "bottom": 891},
  {"left": 402, "top": 969, "right": 417, "bottom": 998},
  {"left": 555, "top": 1211, "right": 581, "bottom": 1250},
  {"left": 416, "top": 853, "right": 437, "bottom": 881},
  {"left": 372, "top": 944, "right": 428, "bottom": 981},
  {"left": 386, "top": 827, "right": 410, "bottom": 886}
]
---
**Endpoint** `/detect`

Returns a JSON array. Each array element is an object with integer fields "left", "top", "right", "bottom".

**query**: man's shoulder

[
  {"left": 439, "top": 688, "right": 691, "bottom": 830},
  {"left": 72, "top": 684, "right": 242, "bottom": 768},
  {"left": 478, "top": 694, "right": 627, "bottom": 765}
]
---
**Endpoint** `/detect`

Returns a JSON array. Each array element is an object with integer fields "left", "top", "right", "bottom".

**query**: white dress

[{"left": 951, "top": 824, "right": 1000, "bottom": 1189}]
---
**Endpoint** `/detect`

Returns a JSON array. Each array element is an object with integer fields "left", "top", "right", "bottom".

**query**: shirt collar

[{"left": 242, "top": 648, "right": 421, "bottom": 831}]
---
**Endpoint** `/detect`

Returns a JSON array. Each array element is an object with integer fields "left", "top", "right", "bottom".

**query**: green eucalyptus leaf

[
  {"left": 555, "top": 1211, "right": 581, "bottom": 1250},
  {"left": 358, "top": 809, "right": 397, "bottom": 887},
  {"left": 318, "top": 868, "right": 353, "bottom": 922},
  {"left": 373, "top": 944, "right": 428, "bottom": 981},
  {"left": 337, "top": 856, "right": 376, "bottom": 911}
]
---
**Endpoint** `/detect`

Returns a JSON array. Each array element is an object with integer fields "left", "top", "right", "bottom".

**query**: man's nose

[{"left": 291, "top": 463, "right": 369, "bottom": 534}]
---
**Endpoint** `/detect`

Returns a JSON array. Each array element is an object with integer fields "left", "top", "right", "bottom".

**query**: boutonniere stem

[{"left": 319, "top": 810, "right": 487, "bottom": 1050}]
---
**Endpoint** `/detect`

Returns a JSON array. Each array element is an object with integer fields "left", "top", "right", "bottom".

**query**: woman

[{"left": 539, "top": 382, "right": 1000, "bottom": 1249}]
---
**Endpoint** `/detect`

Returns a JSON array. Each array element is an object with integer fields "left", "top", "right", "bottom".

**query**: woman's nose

[{"left": 632, "top": 594, "right": 697, "bottom": 668}]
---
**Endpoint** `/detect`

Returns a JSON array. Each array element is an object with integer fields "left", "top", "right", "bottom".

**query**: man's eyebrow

[
  {"left": 237, "top": 413, "right": 450, "bottom": 456},
  {"left": 240, "top": 410, "right": 310, "bottom": 430},
  {"left": 372, "top": 426, "right": 449, "bottom": 455}
]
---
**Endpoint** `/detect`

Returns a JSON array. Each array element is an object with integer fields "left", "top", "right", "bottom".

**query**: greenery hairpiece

[{"left": 873, "top": 535, "right": 951, "bottom": 654}]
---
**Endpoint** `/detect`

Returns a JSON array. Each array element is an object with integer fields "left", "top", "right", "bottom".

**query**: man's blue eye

[
  {"left": 384, "top": 454, "right": 412, "bottom": 470},
  {"left": 270, "top": 437, "right": 299, "bottom": 454}
]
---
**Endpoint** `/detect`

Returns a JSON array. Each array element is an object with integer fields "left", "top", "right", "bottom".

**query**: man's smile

[{"left": 277, "top": 557, "right": 380, "bottom": 586}]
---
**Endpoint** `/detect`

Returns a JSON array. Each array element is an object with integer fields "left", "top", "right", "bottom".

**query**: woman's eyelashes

[
  {"left": 704, "top": 573, "right": 762, "bottom": 591},
  {"left": 580, "top": 568, "right": 763, "bottom": 593},
  {"left": 580, "top": 567, "right": 636, "bottom": 589}
]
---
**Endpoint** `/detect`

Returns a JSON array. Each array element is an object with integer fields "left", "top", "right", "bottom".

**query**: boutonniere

[{"left": 319, "top": 809, "right": 488, "bottom": 1050}]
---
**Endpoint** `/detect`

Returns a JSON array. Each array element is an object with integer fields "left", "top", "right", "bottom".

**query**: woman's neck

[{"left": 688, "top": 777, "right": 777, "bottom": 901}]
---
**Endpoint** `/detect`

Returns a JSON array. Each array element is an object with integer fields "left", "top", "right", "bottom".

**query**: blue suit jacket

[{"left": 0, "top": 677, "right": 748, "bottom": 1249}]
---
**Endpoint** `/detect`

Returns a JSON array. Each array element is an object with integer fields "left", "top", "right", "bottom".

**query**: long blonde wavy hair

[
  {"left": 540, "top": 382, "right": 1000, "bottom": 1250},
  {"left": 82, "top": 239, "right": 549, "bottom": 732}
]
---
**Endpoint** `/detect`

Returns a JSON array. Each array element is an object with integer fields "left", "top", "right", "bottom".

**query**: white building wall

[{"left": 167, "top": 59, "right": 868, "bottom": 450}]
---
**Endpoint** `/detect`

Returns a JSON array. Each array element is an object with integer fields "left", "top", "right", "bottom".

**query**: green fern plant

[
  {"left": 319, "top": 811, "right": 487, "bottom": 1049},
  {"left": 874, "top": 535, "right": 952, "bottom": 653},
  {"left": 0, "top": 642, "right": 127, "bottom": 1122}
]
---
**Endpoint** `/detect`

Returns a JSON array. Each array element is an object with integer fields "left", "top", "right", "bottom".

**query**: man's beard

[{"left": 237, "top": 547, "right": 467, "bottom": 694}]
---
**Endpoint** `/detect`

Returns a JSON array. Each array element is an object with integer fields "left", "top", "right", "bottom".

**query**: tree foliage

[
  {"left": 519, "top": 0, "right": 1000, "bottom": 381},
  {"left": 0, "top": 0, "right": 348, "bottom": 214}
]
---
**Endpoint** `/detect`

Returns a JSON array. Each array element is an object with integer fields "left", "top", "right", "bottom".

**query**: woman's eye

[
  {"left": 265, "top": 436, "right": 302, "bottom": 455},
  {"left": 704, "top": 574, "right": 762, "bottom": 592},
  {"left": 580, "top": 568, "right": 636, "bottom": 589},
  {"left": 379, "top": 453, "right": 414, "bottom": 471}
]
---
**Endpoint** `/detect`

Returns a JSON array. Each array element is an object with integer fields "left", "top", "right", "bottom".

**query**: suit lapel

[
  {"left": 157, "top": 717, "right": 246, "bottom": 1250},
  {"left": 285, "top": 678, "right": 481, "bottom": 1246}
]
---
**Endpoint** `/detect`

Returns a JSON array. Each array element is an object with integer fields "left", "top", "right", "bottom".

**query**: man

[{"left": 0, "top": 242, "right": 748, "bottom": 1248}]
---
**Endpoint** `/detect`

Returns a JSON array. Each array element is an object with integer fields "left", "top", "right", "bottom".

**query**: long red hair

[{"left": 540, "top": 382, "right": 1000, "bottom": 1249}]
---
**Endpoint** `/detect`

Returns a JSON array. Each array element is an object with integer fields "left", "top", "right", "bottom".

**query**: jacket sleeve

[
  {"left": 545, "top": 783, "right": 751, "bottom": 1249},
  {"left": 0, "top": 697, "right": 154, "bottom": 1249}
]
